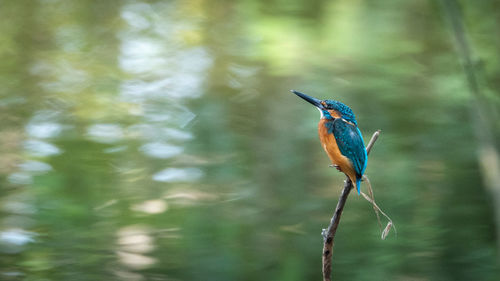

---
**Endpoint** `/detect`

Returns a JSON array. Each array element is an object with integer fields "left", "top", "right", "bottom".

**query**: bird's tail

[{"left": 355, "top": 178, "right": 361, "bottom": 194}]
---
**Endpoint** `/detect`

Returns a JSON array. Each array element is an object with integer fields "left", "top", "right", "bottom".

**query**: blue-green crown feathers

[{"left": 323, "top": 100, "right": 357, "bottom": 125}]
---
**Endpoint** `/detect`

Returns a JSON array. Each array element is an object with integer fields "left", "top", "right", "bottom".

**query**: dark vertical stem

[
  {"left": 322, "top": 130, "right": 381, "bottom": 281},
  {"left": 321, "top": 178, "right": 352, "bottom": 281}
]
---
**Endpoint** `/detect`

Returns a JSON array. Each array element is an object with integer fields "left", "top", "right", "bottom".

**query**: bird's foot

[{"left": 329, "top": 164, "right": 342, "bottom": 172}]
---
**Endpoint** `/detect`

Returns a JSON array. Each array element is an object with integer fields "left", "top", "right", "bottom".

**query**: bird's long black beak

[{"left": 291, "top": 90, "right": 324, "bottom": 109}]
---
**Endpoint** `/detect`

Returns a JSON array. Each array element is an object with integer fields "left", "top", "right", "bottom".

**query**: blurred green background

[{"left": 1, "top": 0, "right": 499, "bottom": 280}]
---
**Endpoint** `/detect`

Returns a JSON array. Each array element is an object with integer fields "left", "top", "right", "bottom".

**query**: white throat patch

[{"left": 317, "top": 107, "right": 324, "bottom": 118}]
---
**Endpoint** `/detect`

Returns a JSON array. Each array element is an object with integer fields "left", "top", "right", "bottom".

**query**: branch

[{"left": 322, "top": 130, "right": 381, "bottom": 281}]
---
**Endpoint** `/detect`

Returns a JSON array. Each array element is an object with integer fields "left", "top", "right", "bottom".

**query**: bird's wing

[{"left": 326, "top": 119, "right": 367, "bottom": 177}]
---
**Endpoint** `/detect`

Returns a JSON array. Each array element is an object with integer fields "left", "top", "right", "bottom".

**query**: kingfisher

[{"left": 292, "top": 90, "right": 367, "bottom": 194}]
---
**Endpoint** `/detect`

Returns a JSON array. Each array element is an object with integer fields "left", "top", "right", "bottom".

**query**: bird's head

[{"left": 291, "top": 90, "right": 357, "bottom": 125}]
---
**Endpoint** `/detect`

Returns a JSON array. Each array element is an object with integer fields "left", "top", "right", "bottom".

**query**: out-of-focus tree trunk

[{"left": 442, "top": 0, "right": 500, "bottom": 255}]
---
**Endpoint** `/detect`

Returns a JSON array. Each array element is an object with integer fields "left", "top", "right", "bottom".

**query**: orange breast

[{"left": 318, "top": 119, "right": 357, "bottom": 187}]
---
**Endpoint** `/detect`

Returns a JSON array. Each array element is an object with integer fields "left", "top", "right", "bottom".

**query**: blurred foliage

[{"left": 0, "top": 0, "right": 499, "bottom": 280}]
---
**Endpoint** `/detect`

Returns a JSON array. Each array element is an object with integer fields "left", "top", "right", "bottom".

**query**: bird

[{"left": 292, "top": 90, "right": 367, "bottom": 194}]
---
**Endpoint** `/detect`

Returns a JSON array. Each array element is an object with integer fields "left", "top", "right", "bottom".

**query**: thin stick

[
  {"left": 322, "top": 130, "right": 381, "bottom": 281},
  {"left": 366, "top": 130, "right": 380, "bottom": 153}
]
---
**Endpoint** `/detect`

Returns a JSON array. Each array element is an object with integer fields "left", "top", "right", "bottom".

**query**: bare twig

[
  {"left": 322, "top": 130, "right": 381, "bottom": 281},
  {"left": 365, "top": 130, "right": 380, "bottom": 153}
]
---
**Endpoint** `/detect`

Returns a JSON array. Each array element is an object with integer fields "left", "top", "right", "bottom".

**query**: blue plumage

[
  {"left": 324, "top": 119, "right": 367, "bottom": 193},
  {"left": 323, "top": 100, "right": 357, "bottom": 125}
]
